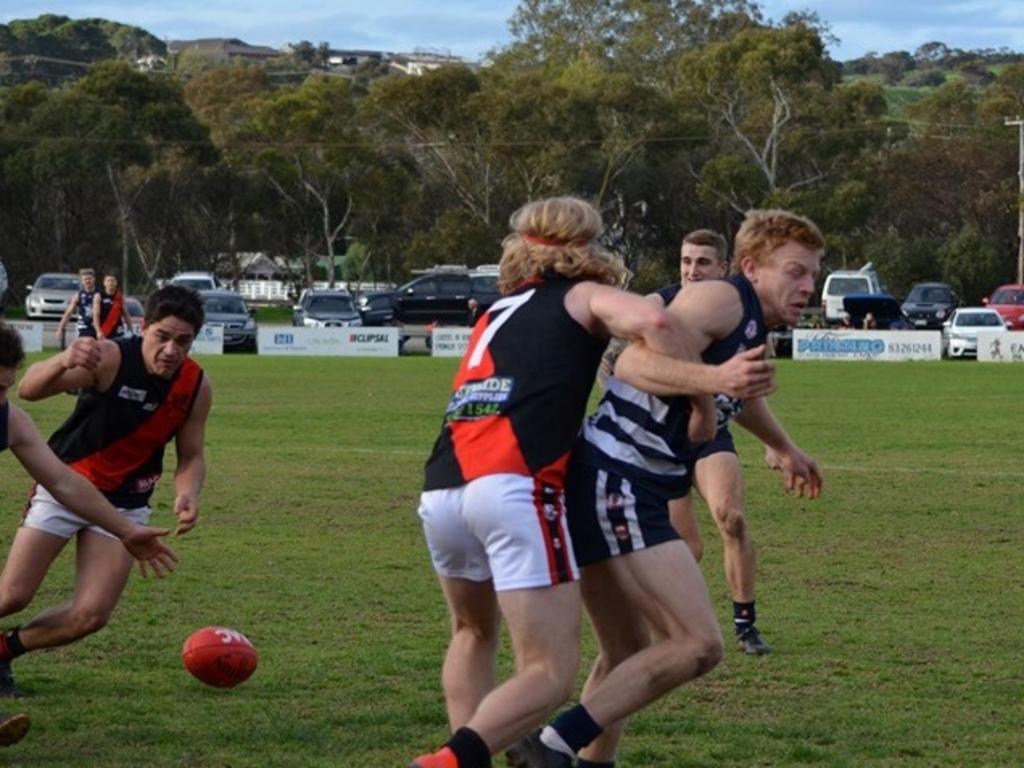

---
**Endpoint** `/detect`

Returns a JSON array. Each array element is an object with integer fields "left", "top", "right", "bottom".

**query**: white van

[{"left": 821, "top": 263, "right": 882, "bottom": 324}]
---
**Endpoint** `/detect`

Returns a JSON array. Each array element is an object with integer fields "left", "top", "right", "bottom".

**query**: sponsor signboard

[
  {"left": 10, "top": 321, "right": 43, "bottom": 353},
  {"left": 190, "top": 325, "right": 224, "bottom": 355},
  {"left": 257, "top": 326, "right": 399, "bottom": 357},
  {"left": 793, "top": 329, "right": 942, "bottom": 361},
  {"left": 431, "top": 328, "right": 473, "bottom": 358},
  {"left": 976, "top": 331, "right": 1024, "bottom": 362}
]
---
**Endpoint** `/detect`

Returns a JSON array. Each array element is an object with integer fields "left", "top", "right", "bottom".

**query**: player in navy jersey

[
  {"left": 56, "top": 268, "right": 98, "bottom": 343},
  {"left": 510, "top": 210, "right": 823, "bottom": 768},
  {"left": 0, "top": 322, "right": 178, "bottom": 740},
  {"left": 92, "top": 273, "right": 134, "bottom": 340},
  {"left": 0, "top": 286, "right": 210, "bottom": 698},
  {"left": 409, "top": 197, "right": 774, "bottom": 768},
  {"left": 655, "top": 228, "right": 820, "bottom": 656}
]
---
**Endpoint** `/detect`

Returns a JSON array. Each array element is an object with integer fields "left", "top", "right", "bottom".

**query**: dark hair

[
  {"left": 0, "top": 322, "right": 26, "bottom": 369},
  {"left": 144, "top": 285, "right": 205, "bottom": 332}
]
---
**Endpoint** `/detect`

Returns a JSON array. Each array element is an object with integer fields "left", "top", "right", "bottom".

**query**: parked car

[
  {"left": 24, "top": 273, "right": 80, "bottom": 319},
  {"left": 0, "top": 258, "right": 8, "bottom": 312},
  {"left": 821, "top": 263, "right": 882, "bottom": 324},
  {"left": 198, "top": 290, "right": 256, "bottom": 351},
  {"left": 901, "top": 282, "right": 959, "bottom": 329},
  {"left": 356, "top": 291, "right": 396, "bottom": 326},
  {"left": 943, "top": 307, "right": 1007, "bottom": 358},
  {"left": 370, "top": 268, "right": 502, "bottom": 326},
  {"left": 170, "top": 272, "right": 223, "bottom": 292},
  {"left": 841, "top": 293, "right": 914, "bottom": 330},
  {"left": 983, "top": 283, "right": 1024, "bottom": 330},
  {"left": 292, "top": 289, "right": 362, "bottom": 327},
  {"left": 125, "top": 295, "right": 144, "bottom": 334}
]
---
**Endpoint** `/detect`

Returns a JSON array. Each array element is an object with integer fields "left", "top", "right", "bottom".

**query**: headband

[{"left": 522, "top": 233, "right": 590, "bottom": 248}]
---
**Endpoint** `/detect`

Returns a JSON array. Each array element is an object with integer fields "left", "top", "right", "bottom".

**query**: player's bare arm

[
  {"left": 92, "top": 292, "right": 104, "bottom": 338},
  {"left": 6, "top": 405, "right": 179, "bottom": 575},
  {"left": 734, "top": 397, "right": 822, "bottom": 499},
  {"left": 18, "top": 337, "right": 120, "bottom": 400},
  {"left": 172, "top": 376, "right": 212, "bottom": 536},
  {"left": 614, "top": 280, "right": 759, "bottom": 396},
  {"left": 54, "top": 295, "right": 77, "bottom": 336}
]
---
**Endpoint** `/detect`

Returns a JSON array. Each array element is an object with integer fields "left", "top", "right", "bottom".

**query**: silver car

[
  {"left": 943, "top": 307, "right": 1007, "bottom": 358},
  {"left": 199, "top": 290, "right": 257, "bottom": 351},
  {"left": 25, "top": 273, "right": 80, "bottom": 319}
]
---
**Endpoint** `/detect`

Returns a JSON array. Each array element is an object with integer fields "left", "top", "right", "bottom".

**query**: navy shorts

[
  {"left": 565, "top": 459, "right": 688, "bottom": 568},
  {"left": 695, "top": 424, "right": 736, "bottom": 462}
]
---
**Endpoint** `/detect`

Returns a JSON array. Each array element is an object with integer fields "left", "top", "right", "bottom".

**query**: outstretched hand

[
  {"left": 716, "top": 345, "right": 776, "bottom": 400},
  {"left": 122, "top": 525, "right": 180, "bottom": 579},
  {"left": 764, "top": 445, "right": 823, "bottom": 499}
]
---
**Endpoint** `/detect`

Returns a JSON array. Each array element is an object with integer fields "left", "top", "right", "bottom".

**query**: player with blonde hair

[
  {"left": 509, "top": 209, "right": 823, "bottom": 768},
  {"left": 410, "top": 197, "right": 773, "bottom": 768}
]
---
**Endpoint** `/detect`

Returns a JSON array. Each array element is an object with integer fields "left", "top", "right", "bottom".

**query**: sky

[{"left": 3, "top": 1, "right": 1024, "bottom": 62}]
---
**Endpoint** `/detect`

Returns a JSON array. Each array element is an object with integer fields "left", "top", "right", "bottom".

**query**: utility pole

[{"left": 1006, "top": 117, "right": 1024, "bottom": 283}]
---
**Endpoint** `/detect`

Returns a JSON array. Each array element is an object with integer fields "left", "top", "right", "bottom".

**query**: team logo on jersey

[
  {"left": 118, "top": 386, "right": 147, "bottom": 403},
  {"left": 613, "top": 523, "right": 630, "bottom": 542},
  {"left": 446, "top": 376, "right": 514, "bottom": 421},
  {"left": 745, "top": 319, "right": 758, "bottom": 339}
]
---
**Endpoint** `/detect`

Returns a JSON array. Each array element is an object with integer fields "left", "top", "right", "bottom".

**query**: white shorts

[
  {"left": 23, "top": 486, "right": 151, "bottom": 541},
  {"left": 418, "top": 473, "right": 579, "bottom": 592}
]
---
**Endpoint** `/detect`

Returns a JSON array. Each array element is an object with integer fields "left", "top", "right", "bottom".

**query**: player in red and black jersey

[
  {"left": 92, "top": 273, "right": 134, "bottom": 340},
  {"left": 0, "top": 286, "right": 211, "bottom": 697},
  {"left": 0, "top": 322, "right": 177, "bottom": 740},
  {"left": 411, "top": 197, "right": 738, "bottom": 768}
]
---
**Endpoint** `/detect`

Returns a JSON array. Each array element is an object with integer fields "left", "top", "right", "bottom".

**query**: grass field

[{"left": 0, "top": 355, "right": 1021, "bottom": 766}]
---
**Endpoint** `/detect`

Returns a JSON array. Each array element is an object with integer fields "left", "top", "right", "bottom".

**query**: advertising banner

[
  {"left": 191, "top": 325, "right": 224, "bottom": 355},
  {"left": 10, "top": 321, "right": 43, "bottom": 353},
  {"left": 431, "top": 328, "right": 473, "bottom": 358},
  {"left": 793, "top": 329, "right": 942, "bottom": 361},
  {"left": 257, "top": 326, "right": 399, "bottom": 357},
  {"left": 976, "top": 331, "right": 1024, "bottom": 362}
]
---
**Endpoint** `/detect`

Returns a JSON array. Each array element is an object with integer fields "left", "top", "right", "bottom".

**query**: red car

[{"left": 984, "top": 284, "right": 1024, "bottom": 330}]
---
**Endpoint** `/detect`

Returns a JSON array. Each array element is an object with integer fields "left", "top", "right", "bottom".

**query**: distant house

[
  {"left": 135, "top": 54, "right": 167, "bottom": 71},
  {"left": 167, "top": 38, "right": 281, "bottom": 64},
  {"left": 233, "top": 252, "right": 285, "bottom": 281},
  {"left": 388, "top": 51, "right": 468, "bottom": 76},
  {"left": 326, "top": 49, "right": 384, "bottom": 68}
]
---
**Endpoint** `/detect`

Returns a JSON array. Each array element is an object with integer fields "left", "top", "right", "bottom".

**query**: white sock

[{"left": 540, "top": 726, "right": 575, "bottom": 757}]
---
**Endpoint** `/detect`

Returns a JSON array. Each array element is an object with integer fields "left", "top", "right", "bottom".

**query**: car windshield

[
  {"left": 471, "top": 275, "right": 498, "bottom": 292},
  {"left": 907, "top": 286, "right": 952, "bottom": 303},
  {"left": 37, "top": 276, "right": 79, "bottom": 291},
  {"left": 990, "top": 288, "right": 1024, "bottom": 304},
  {"left": 175, "top": 279, "right": 215, "bottom": 291},
  {"left": 204, "top": 296, "right": 248, "bottom": 314},
  {"left": 308, "top": 296, "right": 354, "bottom": 313},
  {"left": 957, "top": 312, "right": 1002, "bottom": 327},
  {"left": 826, "top": 277, "right": 870, "bottom": 295}
]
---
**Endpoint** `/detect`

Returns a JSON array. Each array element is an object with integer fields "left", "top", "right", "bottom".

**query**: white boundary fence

[{"left": 976, "top": 331, "right": 1024, "bottom": 362}]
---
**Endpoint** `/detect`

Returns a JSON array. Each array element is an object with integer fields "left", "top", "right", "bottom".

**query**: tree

[
  {"left": 73, "top": 61, "right": 215, "bottom": 291},
  {"left": 245, "top": 75, "right": 367, "bottom": 287}
]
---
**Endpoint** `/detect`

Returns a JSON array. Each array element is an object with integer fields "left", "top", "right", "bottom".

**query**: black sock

[
  {"left": 578, "top": 761, "right": 615, "bottom": 768},
  {"left": 733, "top": 601, "right": 756, "bottom": 634},
  {"left": 1, "top": 628, "right": 26, "bottom": 660},
  {"left": 446, "top": 727, "right": 491, "bottom": 768},
  {"left": 549, "top": 704, "right": 603, "bottom": 754}
]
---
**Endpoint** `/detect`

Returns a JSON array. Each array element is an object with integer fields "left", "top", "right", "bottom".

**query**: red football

[{"left": 182, "top": 626, "right": 258, "bottom": 688}]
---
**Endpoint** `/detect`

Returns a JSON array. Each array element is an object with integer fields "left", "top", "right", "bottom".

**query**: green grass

[{"left": 0, "top": 356, "right": 1021, "bottom": 765}]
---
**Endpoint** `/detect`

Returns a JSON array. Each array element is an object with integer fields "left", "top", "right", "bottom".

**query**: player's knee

[
  {"left": 690, "top": 630, "right": 724, "bottom": 678},
  {"left": 0, "top": 586, "right": 33, "bottom": 616},
  {"left": 69, "top": 606, "right": 110, "bottom": 637},
  {"left": 713, "top": 503, "right": 747, "bottom": 541}
]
